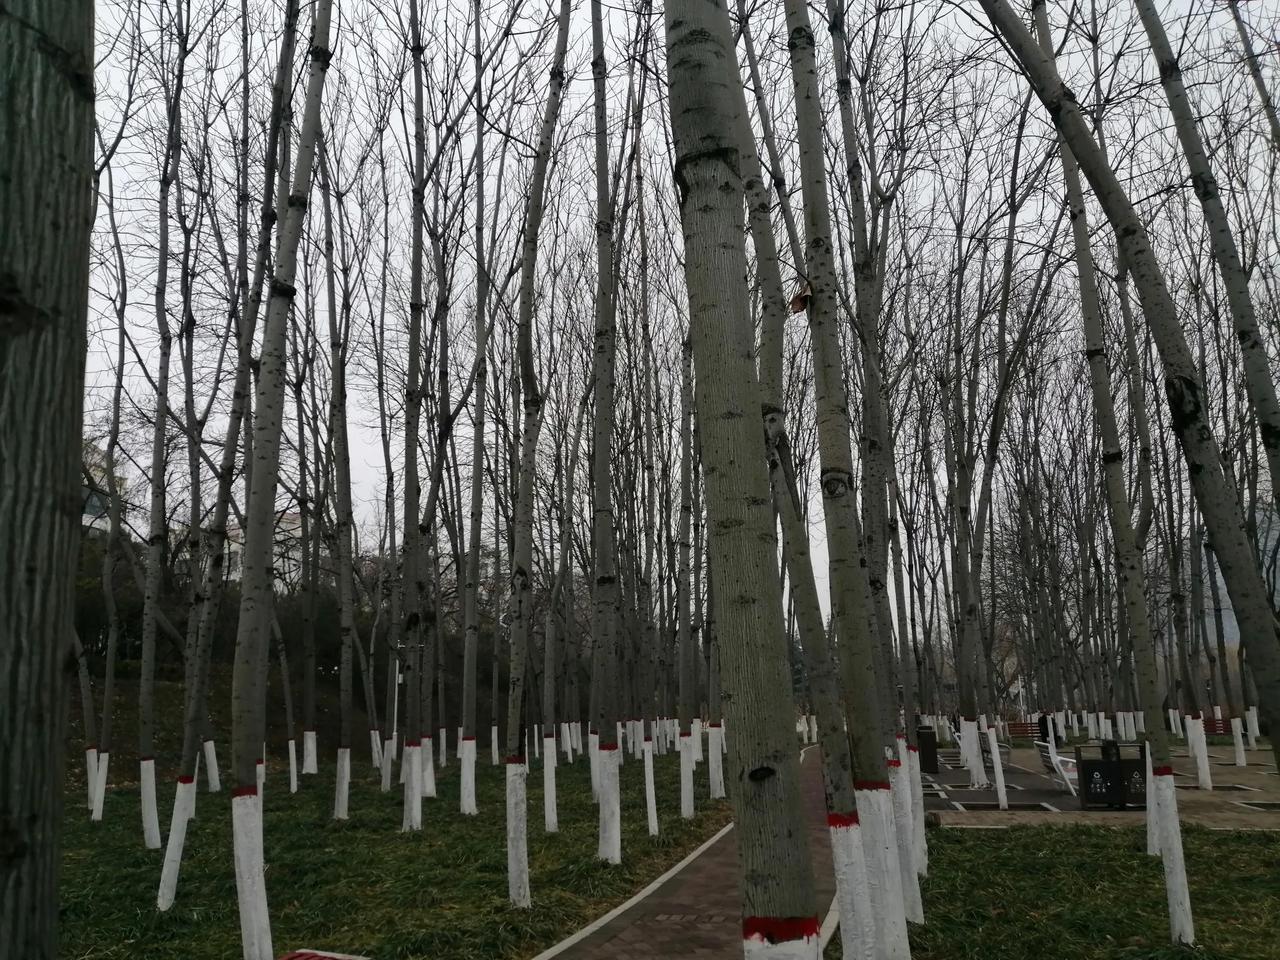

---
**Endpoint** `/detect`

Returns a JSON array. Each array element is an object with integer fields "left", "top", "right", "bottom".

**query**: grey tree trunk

[
  {"left": 664, "top": 0, "right": 818, "bottom": 944},
  {"left": 0, "top": 2, "right": 93, "bottom": 955}
]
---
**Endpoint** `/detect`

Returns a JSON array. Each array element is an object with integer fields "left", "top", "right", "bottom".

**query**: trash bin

[
  {"left": 1075, "top": 741, "right": 1146, "bottom": 810},
  {"left": 916, "top": 726, "right": 938, "bottom": 774}
]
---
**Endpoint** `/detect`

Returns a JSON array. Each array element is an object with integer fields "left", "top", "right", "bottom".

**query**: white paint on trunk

[
  {"left": 460, "top": 737, "right": 478, "bottom": 814},
  {"left": 401, "top": 744, "right": 422, "bottom": 832},
  {"left": 333, "top": 747, "right": 351, "bottom": 819},
  {"left": 679, "top": 733, "right": 695, "bottom": 818},
  {"left": 1154, "top": 770, "right": 1196, "bottom": 944},
  {"left": 369, "top": 729, "right": 382, "bottom": 769},
  {"left": 534, "top": 724, "right": 542, "bottom": 759},
  {"left": 708, "top": 724, "right": 726, "bottom": 799},
  {"left": 421, "top": 738, "right": 437, "bottom": 797},
  {"left": 856, "top": 786, "right": 910, "bottom": 960},
  {"left": 1169, "top": 709, "right": 1183, "bottom": 739},
  {"left": 543, "top": 735, "right": 559, "bottom": 832},
  {"left": 984, "top": 728, "right": 1007, "bottom": 810},
  {"left": 506, "top": 760, "right": 532, "bottom": 907},
  {"left": 1231, "top": 718, "right": 1247, "bottom": 765},
  {"left": 808, "top": 714, "right": 818, "bottom": 744},
  {"left": 1135, "top": 711, "right": 1146, "bottom": 733},
  {"left": 597, "top": 745, "right": 622, "bottom": 864},
  {"left": 1187, "top": 716, "right": 1213, "bottom": 790},
  {"left": 1212, "top": 704, "right": 1222, "bottom": 720},
  {"left": 491, "top": 725, "right": 500, "bottom": 766},
  {"left": 642, "top": 737, "right": 658, "bottom": 836},
  {"left": 1246, "top": 706, "right": 1260, "bottom": 747},
  {"left": 1086, "top": 713, "right": 1098, "bottom": 740},
  {"left": 287, "top": 739, "right": 298, "bottom": 794},
  {"left": 157, "top": 776, "right": 196, "bottom": 911},
  {"left": 84, "top": 747, "right": 98, "bottom": 811},
  {"left": 907, "top": 746, "right": 927, "bottom": 877},
  {"left": 692, "top": 718, "right": 704, "bottom": 762},
  {"left": 231, "top": 790, "right": 273, "bottom": 960},
  {"left": 888, "top": 760, "right": 923, "bottom": 924},
  {"left": 1070, "top": 712, "right": 1080, "bottom": 739},
  {"left": 302, "top": 730, "right": 318, "bottom": 774},
  {"left": 588, "top": 731, "right": 600, "bottom": 799},
  {"left": 572, "top": 721, "right": 583, "bottom": 753},
  {"left": 1145, "top": 748, "right": 1160, "bottom": 856},
  {"left": 561, "top": 722, "right": 573, "bottom": 761},
  {"left": 438, "top": 727, "right": 448, "bottom": 767},
  {"left": 742, "top": 924, "right": 821, "bottom": 959},
  {"left": 201, "top": 740, "right": 221, "bottom": 793},
  {"left": 960, "top": 719, "right": 989, "bottom": 788},
  {"left": 141, "top": 758, "right": 162, "bottom": 849},
  {"left": 380, "top": 738, "right": 394, "bottom": 792},
  {"left": 828, "top": 816, "right": 875, "bottom": 960},
  {"left": 91, "top": 750, "right": 109, "bottom": 821}
]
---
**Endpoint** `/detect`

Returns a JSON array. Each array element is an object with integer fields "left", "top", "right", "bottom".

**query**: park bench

[
  {"left": 1035, "top": 739, "right": 1078, "bottom": 796},
  {"left": 1007, "top": 721, "right": 1037, "bottom": 740},
  {"left": 978, "top": 729, "right": 1011, "bottom": 768},
  {"left": 1199, "top": 716, "right": 1230, "bottom": 736}
]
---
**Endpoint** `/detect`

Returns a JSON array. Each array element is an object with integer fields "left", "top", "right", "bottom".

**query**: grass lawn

[
  {"left": 827, "top": 824, "right": 1280, "bottom": 960},
  {"left": 61, "top": 745, "right": 730, "bottom": 959}
]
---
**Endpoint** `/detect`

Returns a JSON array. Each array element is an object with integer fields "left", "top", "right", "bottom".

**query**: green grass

[
  {"left": 826, "top": 825, "right": 1280, "bottom": 960},
  {"left": 61, "top": 746, "right": 730, "bottom": 959}
]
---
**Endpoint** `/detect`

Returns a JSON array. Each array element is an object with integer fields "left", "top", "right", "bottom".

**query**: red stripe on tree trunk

[
  {"left": 176, "top": 775, "right": 195, "bottom": 784},
  {"left": 462, "top": 736, "right": 476, "bottom": 742},
  {"left": 854, "top": 780, "right": 891, "bottom": 791},
  {"left": 742, "top": 915, "right": 821, "bottom": 942},
  {"left": 138, "top": 756, "right": 154, "bottom": 763},
  {"left": 827, "top": 811, "right": 859, "bottom": 827},
  {"left": 599, "top": 743, "right": 618, "bottom": 751},
  {"left": 232, "top": 785, "right": 258, "bottom": 797},
  {"left": 504, "top": 756, "right": 524, "bottom": 764},
  {"left": 1153, "top": 765, "right": 1175, "bottom": 776},
  {"left": 887, "top": 759, "right": 902, "bottom": 768}
]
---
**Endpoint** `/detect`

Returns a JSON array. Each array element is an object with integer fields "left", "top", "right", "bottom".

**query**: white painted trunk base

[
  {"left": 984, "top": 728, "right": 1007, "bottom": 810},
  {"left": 857, "top": 785, "right": 910, "bottom": 960},
  {"left": 1086, "top": 713, "right": 1098, "bottom": 740},
  {"left": 232, "top": 790, "right": 273, "bottom": 960},
  {"left": 84, "top": 747, "right": 98, "bottom": 811},
  {"left": 1231, "top": 718, "right": 1247, "bottom": 766},
  {"left": 560, "top": 722, "right": 573, "bottom": 762},
  {"left": 421, "top": 738, "right": 437, "bottom": 797},
  {"left": 506, "top": 761, "right": 532, "bottom": 907},
  {"left": 1145, "top": 748, "right": 1160, "bottom": 856},
  {"left": 1153, "top": 769, "right": 1196, "bottom": 944},
  {"left": 679, "top": 734, "right": 695, "bottom": 818},
  {"left": 460, "top": 738, "right": 478, "bottom": 814},
  {"left": 960, "top": 719, "right": 989, "bottom": 788},
  {"left": 203, "top": 740, "right": 222, "bottom": 792},
  {"left": 1135, "top": 711, "right": 1146, "bottom": 734},
  {"left": 369, "top": 729, "right": 382, "bottom": 770},
  {"left": 692, "top": 718, "right": 704, "bottom": 763},
  {"left": 543, "top": 736, "right": 559, "bottom": 832},
  {"left": 572, "top": 721, "right": 583, "bottom": 753},
  {"left": 1213, "top": 705, "right": 1223, "bottom": 720},
  {"left": 828, "top": 817, "right": 875, "bottom": 960},
  {"left": 438, "top": 727, "right": 448, "bottom": 767},
  {"left": 1246, "top": 706, "right": 1260, "bottom": 747},
  {"left": 1187, "top": 717, "right": 1213, "bottom": 790},
  {"left": 742, "top": 918, "right": 821, "bottom": 959},
  {"left": 491, "top": 725, "right": 500, "bottom": 766},
  {"left": 1070, "top": 712, "right": 1080, "bottom": 739},
  {"left": 588, "top": 731, "right": 600, "bottom": 800},
  {"left": 643, "top": 738, "right": 658, "bottom": 836},
  {"left": 1101, "top": 716, "right": 1113, "bottom": 741},
  {"left": 597, "top": 745, "right": 622, "bottom": 864},
  {"left": 708, "top": 724, "right": 726, "bottom": 799},
  {"left": 401, "top": 744, "right": 422, "bottom": 832},
  {"left": 1168, "top": 710, "right": 1183, "bottom": 739},
  {"left": 888, "top": 760, "right": 923, "bottom": 924},
  {"left": 379, "top": 738, "right": 393, "bottom": 792},
  {"left": 302, "top": 730, "right": 318, "bottom": 774},
  {"left": 141, "top": 758, "right": 162, "bottom": 849},
  {"left": 907, "top": 746, "right": 928, "bottom": 877},
  {"left": 91, "top": 750, "right": 109, "bottom": 821},
  {"left": 807, "top": 714, "right": 818, "bottom": 744},
  {"left": 157, "top": 776, "right": 196, "bottom": 911},
  {"left": 287, "top": 739, "right": 298, "bottom": 794},
  {"left": 334, "top": 747, "right": 351, "bottom": 820}
]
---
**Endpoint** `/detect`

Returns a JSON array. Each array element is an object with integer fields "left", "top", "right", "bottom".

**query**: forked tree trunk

[
  {"left": 781, "top": 0, "right": 914, "bottom": 950},
  {"left": 664, "top": 3, "right": 820, "bottom": 956},
  {"left": 227, "top": 4, "right": 332, "bottom": 956},
  {"left": 0, "top": 6, "right": 92, "bottom": 957}
]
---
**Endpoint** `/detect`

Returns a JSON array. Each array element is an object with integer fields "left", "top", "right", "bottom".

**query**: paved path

[{"left": 535, "top": 748, "right": 835, "bottom": 960}]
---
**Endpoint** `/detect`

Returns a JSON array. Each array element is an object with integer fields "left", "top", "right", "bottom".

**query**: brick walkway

[{"left": 536, "top": 748, "right": 836, "bottom": 959}]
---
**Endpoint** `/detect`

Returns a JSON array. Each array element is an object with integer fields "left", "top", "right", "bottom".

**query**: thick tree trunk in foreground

[
  {"left": 665, "top": 1, "right": 818, "bottom": 955},
  {"left": 0, "top": 3, "right": 93, "bottom": 956}
]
